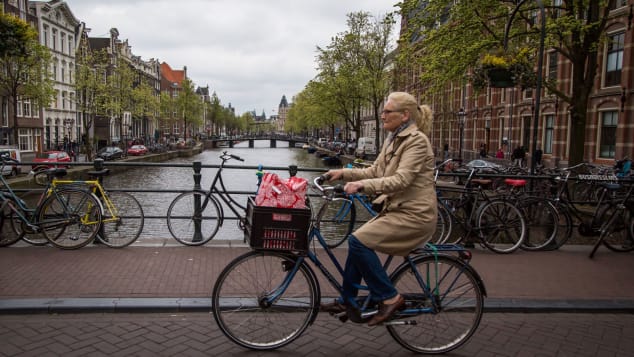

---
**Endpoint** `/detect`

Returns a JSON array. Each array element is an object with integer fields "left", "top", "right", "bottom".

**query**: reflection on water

[{"left": 102, "top": 142, "right": 333, "bottom": 243}]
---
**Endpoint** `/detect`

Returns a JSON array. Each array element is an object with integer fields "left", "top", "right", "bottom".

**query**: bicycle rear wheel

[
  {"left": 97, "top": 192, "right": 144, "bottom": 248},
  {"left": 387, "top": 254, "right": 484, "bottom": 354},
  {"left": 316, "top": 196, "right": 355, "bottom": 248},
  {"left": 431, "top": 203, "right": 451, "bottom": 244},
  {"left": 13, "top": 190, "right": 49, "bottom": 246},
  {"left": 518, "top": 198, "right": 558, "bottom": 251},
  {"left": 39, "top": 188, "right": 102, "bottom": 250},
  {"left": 167, "top": 191, "right": 221, "bottom": 246},
  {"left": 477, "top": 199, "right": 526, "bottom": 254},
  {"left": 212, "top": 251, "right": 319, "bottom": 350}
]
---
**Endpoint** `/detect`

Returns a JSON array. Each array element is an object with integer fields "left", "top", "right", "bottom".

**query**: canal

[{"left": 100, "top": 141, "right": 333, "bottom": 244}]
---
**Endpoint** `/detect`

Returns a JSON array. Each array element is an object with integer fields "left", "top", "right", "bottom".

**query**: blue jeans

[{"left": 340, "top": 235, "right": 398, "bottom": 307}]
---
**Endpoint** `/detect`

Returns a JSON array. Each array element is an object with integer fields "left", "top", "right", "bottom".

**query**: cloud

[{"left": 63, "top": 0, "right": 398, "bottom": 115}]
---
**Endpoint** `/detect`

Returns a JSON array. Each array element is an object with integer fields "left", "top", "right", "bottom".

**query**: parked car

[
  {"left": 0, "top": 147, "right": 21, "bottom": 176},
  {"left": 127, "top": 145, "right": 148, "bottom": 156},
  {"left": 97, "top": 146, "right": 124, "bottom": 160},
  {"left": 32, "top": 151, "right": 71, "bottom": 170},
  {"left": 465, "top": 159, "right": 502, "bottom": 170}
]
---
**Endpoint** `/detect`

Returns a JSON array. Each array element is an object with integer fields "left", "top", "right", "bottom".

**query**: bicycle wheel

[
  {"left": 316, "top": 196, "right": 355, "bottom": 248},
  {"left": 518, "top": 198, "right": 558, "bottom": 251},
  {"left": 477, "top": 199, "right": 526, "bottom": 254},
  {"left": 440, "top": 197, "right": 468, "bottom": 245},
  {"left": 431, "top": 203, "right": 451, "bottom": 244},
  {"left": 38, "top": 188, "right": 102, "bottom": 250},
  {"left": 387, "top": 254, "right": 484, "bottom": 354},
  {"left": 0, "top": 202, "right": 22, "bottom": 247},
  {"left": 166, "top": 191, "right": 221, "bottom": 246},
  {"left": 599, "top": 207, "right": 634, "bottom": 253},
  {"left": 13, "top": 190, "right": 49, "bottom": 246},
  {"left": 96, "top": 191, "right": 144, "bottom": 248},
  {"left": 212, "top": 251, "right": 319, "bottom": 350}
]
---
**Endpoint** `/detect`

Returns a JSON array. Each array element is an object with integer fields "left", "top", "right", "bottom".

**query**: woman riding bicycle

[{"left": 321, "top": 91, "right": 438, "bottom": 326}]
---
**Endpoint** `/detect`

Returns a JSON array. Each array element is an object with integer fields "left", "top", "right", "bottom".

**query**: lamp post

[{"left": 457, "top": 108, "right": 466, "bottom": 160}]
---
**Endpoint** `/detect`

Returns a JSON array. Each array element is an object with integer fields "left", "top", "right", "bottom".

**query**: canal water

[{"left": 101, "top": 141, "right": 335, "bottom": 244}]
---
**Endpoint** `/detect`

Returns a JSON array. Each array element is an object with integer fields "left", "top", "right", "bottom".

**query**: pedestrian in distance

[
  {"left": 496, "top": 147, "right": 504, "bottom": 159},
  {"left": 534, "top": 147, "right": 543, "bottom": 167},
  {"left": 443, "top": 143, "right": 449, "bottom": 160},
  {"left": 321, "top": 91, "right": 438, "bottom": 326},
  {"left": 479, "top": 144, "right": 487, "bottom": 158}
]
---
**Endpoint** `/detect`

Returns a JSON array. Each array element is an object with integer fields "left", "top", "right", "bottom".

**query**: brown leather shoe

[
  {"left": 320, "top": 299, "right": 347, "bottom": 314},
  {"left": 367, "top": 295, "right": 405, "bottom": 326}
]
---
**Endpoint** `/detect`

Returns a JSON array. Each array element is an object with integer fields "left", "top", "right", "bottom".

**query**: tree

[
  {"left": 131, "top": 80, "right": 160, "bottom": 142},
  {"left": 176, "top": 78, "right": 202, "bottom": 140},
  {"left": 105, "top": 58, "right": 135, "bottom": 147},
  {"left": 75, "top": 45, "right": 109, "bottom": 160},
  {"left": 398, "top": 0, "right": 615, "bottom": 165},
  {"left": 0, "top": 13, "right": 54, "bottom": 146},
  {"left": 312, "top": 11, "right": 395, "bottom": 143}
]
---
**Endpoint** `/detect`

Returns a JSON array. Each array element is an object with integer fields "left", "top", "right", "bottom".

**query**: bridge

[{"left": 204, "top": 136, "right": 310, "bottom": 149}]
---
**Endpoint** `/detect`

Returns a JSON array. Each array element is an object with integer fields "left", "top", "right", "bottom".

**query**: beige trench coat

[{"left": 342, "top": 124, "right": 437, "bottom": 256}]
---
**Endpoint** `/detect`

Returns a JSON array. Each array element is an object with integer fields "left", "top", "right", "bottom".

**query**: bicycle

[
  {"left": 0, "top": 156, "right": 103, "bottom": 249},
  {"left": 212, "top": 175, "right": 486, "bottom": 354},
  {"left": 588, "top": 177, "right": 634, "bottom": 258},
  {"left": 318, "top": 160, "right": 452, "bottom": 249},
  {"left": 166, "top": 151, "right": 248, "bottom": 245},
  {"left": 436, "top": 163, "right": 527, "bottom": 254},
  {"left": 44, "top": 168, "right": 145, "bottom": 248}
]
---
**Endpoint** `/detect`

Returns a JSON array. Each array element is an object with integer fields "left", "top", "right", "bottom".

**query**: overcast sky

[{"left": 62, "top": 0, "right": 399, "bottom": 117}]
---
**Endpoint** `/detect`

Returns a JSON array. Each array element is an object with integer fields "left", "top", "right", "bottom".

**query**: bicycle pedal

[{"left": 333, "top": 312, "right": 348, "bottom": 322}]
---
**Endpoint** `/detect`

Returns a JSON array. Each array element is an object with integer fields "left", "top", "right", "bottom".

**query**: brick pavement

[
  {"left": 0, "top": 312, "right": 633, "bottom": 356},
  {"left": 1, "top": 241, "right": 634, "bottom": 312}
]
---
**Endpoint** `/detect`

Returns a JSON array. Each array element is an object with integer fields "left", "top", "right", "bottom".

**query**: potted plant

[{"left": 471, "top": 48, "right": 537, "bottom": 90}]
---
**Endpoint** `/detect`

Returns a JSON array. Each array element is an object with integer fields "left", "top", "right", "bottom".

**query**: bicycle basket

[{"left": 245, "top": 197, "right": 311, "bottom": 255}]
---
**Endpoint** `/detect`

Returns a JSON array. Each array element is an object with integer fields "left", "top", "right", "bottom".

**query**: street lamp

[{"left": 457, "top": 108, "right": 466, "bottom": 160}]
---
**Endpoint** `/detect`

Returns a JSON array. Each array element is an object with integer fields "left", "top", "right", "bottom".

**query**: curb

[{"left": 2, "top": 297, "right": 634, "bottom": 314}]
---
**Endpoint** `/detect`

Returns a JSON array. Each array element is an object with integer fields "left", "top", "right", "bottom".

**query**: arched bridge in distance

[{"left": 204, "top": 135, "right": 310, "bottom": 149}]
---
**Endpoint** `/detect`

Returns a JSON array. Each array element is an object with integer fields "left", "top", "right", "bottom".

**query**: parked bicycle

[
  {"left": 212, "top": 175, "right": 486, "bottom": 353},
  {"left": 0, "top": 156, "right": 103, "bottom": 249},
  {"left": 46, "top": 168, "right": 145, "bottom": 248},
  {"left": 166, "top": 151, "right": 249, "bottom": 245},
  {"left": 588, "top": 177, "right": 634, "bottom": 258},
  {"left": 436, "top": 161, "right": 527, "bottom": 254}
]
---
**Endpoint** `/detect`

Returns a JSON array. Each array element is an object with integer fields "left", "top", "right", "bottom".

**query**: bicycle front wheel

[
  {"left": 39, "top": 188, "right": 102, "bottom": 250},
  {"left": 167, "top": 191, "right": 221, "bottom": 246},
  {"left": 0, "top": 202, "right": 22, "bottom": 247},
  {"left": 97, "top": 192, "right": 144, "bottom": 248},
  {"left": 12, "top": 191, "right": 49, "bottom": 246},
  {"left": 477, "top": 199, "right": 526, "bottom": 254},
  {"left": 316, "top": 197, "right": 355, "bottom": 248},
  {"left": 599, "top": 207, "right": 634, "bottom": 253},
  {"left": 212, "top": 251, "right": 319, "bottom": 351},
  {"left": 387, "top": 254, "right": 484, "bottom": 354}
]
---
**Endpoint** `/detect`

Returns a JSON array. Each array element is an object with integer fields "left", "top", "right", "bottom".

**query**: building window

[
  {"left": 609, "top": 0, "right": 627, "bottom": 10},
  {"left": 43, "top": 25, "right": 49, "bottom": 47},
  {"left": 68, "top": 36, "right": 73, "bottom": 54},
  {"left": 61, "top": 33, "right": 65, "bottom": 54},
  {"left": 62, "top": 92, "right": 67, "bottom": 109},
  {"left": 548, "top": 52, "right": 558, "bottom": 80},
  {"left": 605, "top": 32, "right": 624, "bottom": 87},
  {"left": 52, "top": 29, "right": 57, "bottom": 51},
  {"left": 61, "top": 61, "right": 66, "bottom": 83},
  {"left": 599, "top": 111, "right": 617, "bottom": 158},
  {"left": 22, "top": 98, "right": 31, "bottom": 117},
  {"left": 544, "top": 115, "right": 554, "bottom": 154}
]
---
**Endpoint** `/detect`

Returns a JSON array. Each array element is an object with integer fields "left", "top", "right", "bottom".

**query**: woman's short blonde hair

[{"left": 387, "top": 92, "right": 432, "bottom": 137}]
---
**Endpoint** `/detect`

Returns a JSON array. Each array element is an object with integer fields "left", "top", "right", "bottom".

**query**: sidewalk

[{"left": 1, "top": 240, "right": 634, "bottom": 314}]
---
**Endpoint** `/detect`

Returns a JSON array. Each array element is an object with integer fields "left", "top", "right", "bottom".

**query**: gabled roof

[{"left": 161, "top": 62, "right": 185, "bottom": 86}]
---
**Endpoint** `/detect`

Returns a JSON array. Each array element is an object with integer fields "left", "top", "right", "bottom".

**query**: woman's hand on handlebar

[
  {"left": 325, "top": 169, "right": 344, "bottom": 181},
  {"left": 343, "top": 181, "right": 364, "bottom": 194}
]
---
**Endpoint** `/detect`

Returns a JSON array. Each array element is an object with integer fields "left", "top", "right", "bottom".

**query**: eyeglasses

[{"left": 381, "top": 109, "right": 403, "bottom": 115}]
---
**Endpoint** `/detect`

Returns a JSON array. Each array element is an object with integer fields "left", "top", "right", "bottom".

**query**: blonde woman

[{"left": 322, "top": 92, "right": 437, "bottom": 326}]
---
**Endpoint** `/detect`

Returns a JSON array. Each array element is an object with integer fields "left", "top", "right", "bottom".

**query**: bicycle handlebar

[
  {"left": 0, "top": 155, "right": 19, "bottom": 164},
  {"left": 313, "top": 175, "right": 344, "bottom": 195},
  {"left": 220, "top": 151, "right": 244, "bottom": 162}
]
